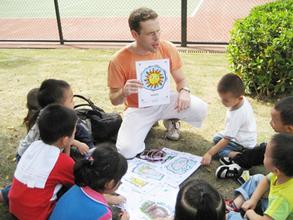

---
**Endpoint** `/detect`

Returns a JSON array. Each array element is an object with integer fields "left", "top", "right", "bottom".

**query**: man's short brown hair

[
  {"left": 128, "top": 7, "right": 158, "bottom": 33},
  {"left": 217, "top": 73, "right": 245, "bottom": 97}
]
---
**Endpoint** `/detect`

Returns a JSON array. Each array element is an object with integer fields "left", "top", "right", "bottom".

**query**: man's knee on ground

[{"left": 189, "top": 100, "right": 208, "bottom": 126}]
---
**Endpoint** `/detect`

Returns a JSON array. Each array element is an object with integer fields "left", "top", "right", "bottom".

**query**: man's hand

[
  {"left": 201, "top": 152, "right": 212, "bottom": 165},
  {"left": 175, "top": 90, "right": 190, "bottom": 112},
  {"left": 123, "top": 79, "right": 143, "bottom": 97}
]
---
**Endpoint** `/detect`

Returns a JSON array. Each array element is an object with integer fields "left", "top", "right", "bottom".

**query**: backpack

[{"left": 74, "top": 95, "right": 122, "bottom": 143}]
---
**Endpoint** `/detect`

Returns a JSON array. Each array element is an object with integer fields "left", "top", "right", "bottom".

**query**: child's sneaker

[
  {"left": 236, "top": 170, "right": 250, "bottom": 185},
  {"left": 215, "top": 163, "right": 243, "bottom": 179},
  {"left": 219, "top": 157, "right": 235, "bottom": 165}
]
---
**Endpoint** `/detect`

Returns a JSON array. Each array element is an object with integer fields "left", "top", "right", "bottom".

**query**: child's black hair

[
  {"left": 23, "top": 88, "right": 41, "bottom": 131},
  {"left": 271, "top": 133, "right": 293, "bottom": 177},
  {"left": 37, "top": 79, "right": 70, "bottom": 108},
  {"left": 174, "top": 179, "right": 225, "bottom": 220},
  {"left": 274, "top": 96, "right": 293, "bottom": 125},
  {"left": 217, "top": 73, "right": 244, "bottom": 97},
  {"left": 38, "top": 104, "right": 77, "bottom": 145},
  {"left": 74, "top": 143, "right": 128, "bottom": 192}
]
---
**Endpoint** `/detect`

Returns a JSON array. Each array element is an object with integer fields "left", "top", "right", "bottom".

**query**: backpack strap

[
  {"left": 74, "top": 103, "right": 93, "bottom": 109},
  {"left": 74, "top": 94, "right": 104, "bottom": 113},
  {"left": 74, "top": 94, "right": 94, "bottom": 105}
]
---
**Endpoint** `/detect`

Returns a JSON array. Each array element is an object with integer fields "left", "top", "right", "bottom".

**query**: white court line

[{"left": 190, "top": 0, "right": 204, "bottom": 17}]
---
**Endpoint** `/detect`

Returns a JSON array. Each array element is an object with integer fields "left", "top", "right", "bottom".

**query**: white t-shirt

[{"left": 219, "top": 97, "right": 257, "bottom": 149}]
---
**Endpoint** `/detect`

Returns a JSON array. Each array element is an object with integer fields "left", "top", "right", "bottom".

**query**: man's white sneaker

[{"left": 163, "top": 119, "right": 180, "bottom": 141}]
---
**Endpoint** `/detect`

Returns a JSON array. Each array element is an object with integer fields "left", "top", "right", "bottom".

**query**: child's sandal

[{"left": 225, "top": 199, "right": 239, "bottom": 213}]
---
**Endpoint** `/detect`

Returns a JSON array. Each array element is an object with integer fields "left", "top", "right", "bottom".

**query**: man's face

[
  {"left": 270, "top": 108, "right": 287, "bottom": 132},
  {"left": 133, "top": 18, "right": 161, "bottom": 53}
]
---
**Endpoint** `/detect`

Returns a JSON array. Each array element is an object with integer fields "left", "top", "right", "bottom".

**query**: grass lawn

[{"left": 0, "top": 48, "right": 274, "bottom": 218}]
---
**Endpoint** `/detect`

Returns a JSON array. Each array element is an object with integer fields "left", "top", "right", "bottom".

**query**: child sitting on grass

[
  {"left": 0, "top": 79, "right": 91, "bottom": 206},
  {"left": 202, "top": 73, "right": 257, "bottom": 166},
  {"left": 17, "top": 79, "right": 93, "bottom": 160},
  {"left": 9, "top": 104, "right": 76, "bottom": 220},
  {"left": 216, "top": 96, "right": 293, "bottom": 181},
  {"left": 0, "top": 79, "right": 123, "bottom": 208},
  {"left": 23, "top": 87, "right": 40, "bottom": 132},
  {"left": 226, "top": 133, "right": 293, "bottom": 220},
  {"left": 156, "top": 179, "right": 225, "bottom": 220},
  {"left": 49, "top": 144, "right": 129, "bottom": 220}
]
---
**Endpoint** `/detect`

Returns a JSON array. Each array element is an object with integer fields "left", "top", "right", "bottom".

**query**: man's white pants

[{"left": 116, "top": 92, "right": 208, "bottom": 158}]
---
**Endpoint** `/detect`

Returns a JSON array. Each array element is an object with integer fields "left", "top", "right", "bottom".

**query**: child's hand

[
  {"left": 241, "top": 199, "right": 257, "bottom": 211},
  {"left": 120, "top": 211, "right": 130, "bottom": 220},
  {"left": 104, "top": 194, "right": 126, "bottom": 205},
  {"left": 76, "top": 142, "right": 89, "bottom": 155},
  {"left": 115, "top": 195, "right": 127, "bottom": 204},
  {"left": 201, "top": 152, "right": 212, "bottom": 165},
  {"left": 155, "top": 217, "right": 173, "bottom": 220}
]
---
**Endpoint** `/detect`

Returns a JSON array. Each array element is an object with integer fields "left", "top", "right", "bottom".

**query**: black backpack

[{"left": 74, "top": 95, "right": 122, "bottom": 143}]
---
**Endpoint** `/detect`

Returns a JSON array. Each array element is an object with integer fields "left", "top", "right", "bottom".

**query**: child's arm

[
  {"left": 72, "top": 139, "right": 89, "bottom": 155},
  {"left": 17, "top": 123, "right": 40, "bottom": 156},
  {"left": 64, "top": 144, "right": 71, "bottom": 156},
  {"left": 201, "top": 138, "right": 230, "bottom": 165},
  {"left": 242, "top": 176, "right": 270, "bottom": 211}
]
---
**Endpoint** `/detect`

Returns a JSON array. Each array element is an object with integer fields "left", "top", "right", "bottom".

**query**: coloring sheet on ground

[
  {"left": 124, "top": 148, "right": 202, "bottom": 186},
  {"left": 136, "top": 59, "right": 170, "bottom": 108},
  {"left": 117, "top": 148, "right": 202, "bottom": 220},
  {"left": 117, "top": 182, "right": 178, "bottom": 220},
  {"left": 159, "top": 148, "right": 202, "bottom": 186}
]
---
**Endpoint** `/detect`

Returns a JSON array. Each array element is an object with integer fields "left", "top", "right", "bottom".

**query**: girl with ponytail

[
  {"left": 174, "top": 179, "right": 225, "bottom": 220},
  {"left": 49, "top": 144, "right": 129, "bottom": 220}
]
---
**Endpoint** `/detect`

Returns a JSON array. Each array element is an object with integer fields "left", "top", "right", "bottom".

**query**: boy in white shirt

[{"left": 202, "top": 73, "right": 257, "bottom": 166}]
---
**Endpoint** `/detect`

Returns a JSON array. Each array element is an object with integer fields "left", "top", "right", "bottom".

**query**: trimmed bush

[{"left": 228, "top": 0, "right": 293, "bottom": 99}]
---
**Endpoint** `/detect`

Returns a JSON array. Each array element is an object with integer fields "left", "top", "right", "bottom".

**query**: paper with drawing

[
  {"left": 117, "top": 148, "right": 202, "bottom": 220},
  {"left": 136, "top": 59, "right": 170, "bottom": 108}
]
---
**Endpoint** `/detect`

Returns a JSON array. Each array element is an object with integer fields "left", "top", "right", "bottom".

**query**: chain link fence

[{"left": 0, "top": 0, "right": 275, "bottom": 46}]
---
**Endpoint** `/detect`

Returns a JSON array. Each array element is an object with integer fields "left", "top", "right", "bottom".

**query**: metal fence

[{"left": 0, "top": 0, "right": 274, "bottom": 46}]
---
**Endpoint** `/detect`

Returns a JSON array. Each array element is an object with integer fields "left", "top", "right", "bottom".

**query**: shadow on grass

[
  {"left": 0, "top": 205, "right": 14, "bottom": 220},
  {"left": 0, "top": 52, "right": 34, "bottom": 69}
]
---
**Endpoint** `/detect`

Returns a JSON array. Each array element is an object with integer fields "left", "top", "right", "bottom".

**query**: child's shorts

[
  {"left": 227, "top": 174, "right": 268, "bottom": 220},
  {"left": 213, "top": 134, "right": 245, "bottom": 158}
]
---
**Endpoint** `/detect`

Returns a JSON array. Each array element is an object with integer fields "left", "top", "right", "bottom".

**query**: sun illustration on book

[
  {"left": 145, "top": 69, "right": 164, "bottom": 88},
  {"left": 141, "top": 65, "right": 167, "bottom": 91}
]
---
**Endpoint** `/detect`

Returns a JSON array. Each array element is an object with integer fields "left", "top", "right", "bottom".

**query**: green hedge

[{"left": 228, "top": 0, "right": 293, "bottom": 99}]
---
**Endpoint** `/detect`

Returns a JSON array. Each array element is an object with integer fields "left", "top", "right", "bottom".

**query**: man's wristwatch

[{"left": 179, "top": 87, "right": 191, "bottom": 93}]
